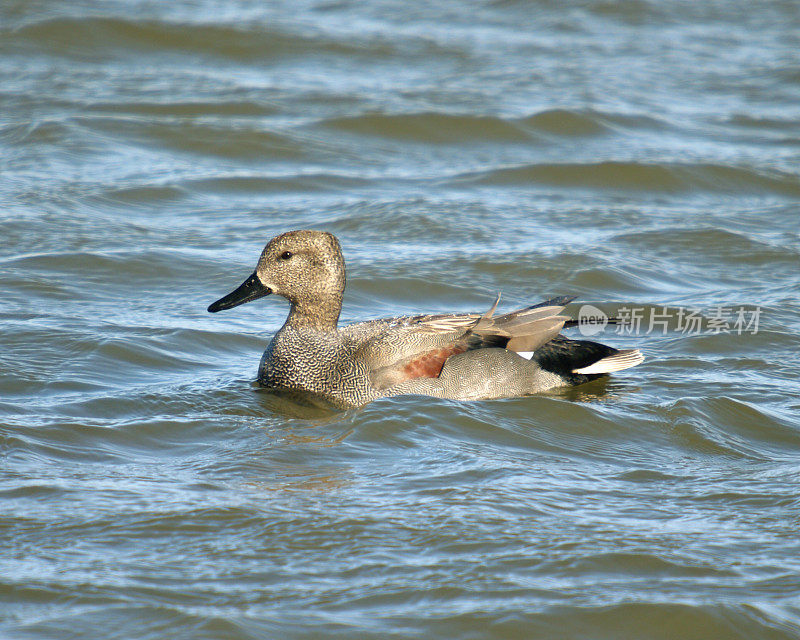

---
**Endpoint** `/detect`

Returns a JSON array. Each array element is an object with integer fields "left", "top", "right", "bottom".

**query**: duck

[{"left": 208, "top": 229, "right": 643, "bottom": 407}]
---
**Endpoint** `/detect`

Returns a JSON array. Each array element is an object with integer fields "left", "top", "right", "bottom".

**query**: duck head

[{"left": 208, "top": 230, "right": 345, "bottom": 328}]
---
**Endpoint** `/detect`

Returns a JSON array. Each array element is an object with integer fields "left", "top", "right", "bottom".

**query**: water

[{"left": 2, "top": 1, "right": 800, "bottom": 638}]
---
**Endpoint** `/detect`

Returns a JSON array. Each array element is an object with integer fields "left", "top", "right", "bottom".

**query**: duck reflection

[{"left": 255, "top": 387, "right": 354, "bottom": 420}]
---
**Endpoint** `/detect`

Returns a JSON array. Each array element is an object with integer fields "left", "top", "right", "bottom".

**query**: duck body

[{"left": 208, "top": 230, "right": 644, "bottom": 408}]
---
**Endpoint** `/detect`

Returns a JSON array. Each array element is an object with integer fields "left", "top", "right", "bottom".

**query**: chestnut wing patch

[
  {"left": 368, "top": 333, "right": 509, "bottom": 390},
  {"left": 400, "top": 345, "right": 468, "bottom": 380},
  {"left": 369, "top": 343, "right": 467, "bottom": 389}
]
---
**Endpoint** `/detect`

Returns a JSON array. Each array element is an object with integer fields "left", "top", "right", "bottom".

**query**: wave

[
  {"left": 452, "top": 160, "right": 800, "bottom": 195},
  {"left": 10, "top": 16, "right": 401, "bottom": 62},
  {"left": 322, "top": 112, "right": 535, "bottom": 143},
  {"left": 320, "top": 108, "right": 664, "bottom": 142}
]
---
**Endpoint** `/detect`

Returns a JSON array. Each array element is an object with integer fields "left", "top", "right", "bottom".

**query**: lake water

[{"left": 2, "top": 1, "right": 800, "bottom": 638}]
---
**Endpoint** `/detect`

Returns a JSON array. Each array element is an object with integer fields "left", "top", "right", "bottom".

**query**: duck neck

[{"left": 284, "top": 293, "right": 342, "bottom": 331}]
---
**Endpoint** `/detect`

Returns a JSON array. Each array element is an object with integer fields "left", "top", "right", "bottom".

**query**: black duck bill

[{"left": 207, "top": 272, "right": 271, "bottom": 313}]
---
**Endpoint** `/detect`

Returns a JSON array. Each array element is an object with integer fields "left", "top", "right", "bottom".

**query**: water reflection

[
  {"left": 553, "top": 377, "right": 642, "bottom": 403},
  {"left": 254, "top": 374, "right": 640, "bottom": 417},
  {"left": 242, "top": 466, "right": 352, "bottom": 493},
  {"left": 255, "top": 387, "right": 352, "bottom": 420}
]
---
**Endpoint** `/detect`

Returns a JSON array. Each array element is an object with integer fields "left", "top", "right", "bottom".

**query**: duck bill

[{"left": 208, "top": 272, "right": 271, "bottom": 313}]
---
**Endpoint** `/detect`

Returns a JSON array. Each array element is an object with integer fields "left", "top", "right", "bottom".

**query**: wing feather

[{"left": 362, "top": 295, "right": 576, "bottom": 390}]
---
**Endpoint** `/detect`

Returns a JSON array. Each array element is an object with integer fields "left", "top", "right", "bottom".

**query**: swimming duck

[{"left": 208, "top": 230, "right": 643, "bottom": 407}]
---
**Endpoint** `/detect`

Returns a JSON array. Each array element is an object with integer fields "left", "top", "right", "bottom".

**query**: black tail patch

[{"left": 531, "top": 335, "right": 618, "bottom": 383}]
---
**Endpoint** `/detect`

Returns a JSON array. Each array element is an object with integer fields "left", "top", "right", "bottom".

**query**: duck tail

[{"left": 572, "top": 348, "right": 644, "bottom": 374}]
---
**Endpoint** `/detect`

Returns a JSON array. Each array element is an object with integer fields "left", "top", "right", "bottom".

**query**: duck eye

[{"left": 280, "top": 251, "right": 293, "bottom": 260}]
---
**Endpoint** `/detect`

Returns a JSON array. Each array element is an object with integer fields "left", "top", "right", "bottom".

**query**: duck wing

[{"left": 359, "top": 296, "right": 575, "bottom": 390}]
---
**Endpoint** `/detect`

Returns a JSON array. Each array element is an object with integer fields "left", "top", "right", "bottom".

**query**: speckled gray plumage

[{"left": 208, "top": 230, "right": 644, "bottom": 407}]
